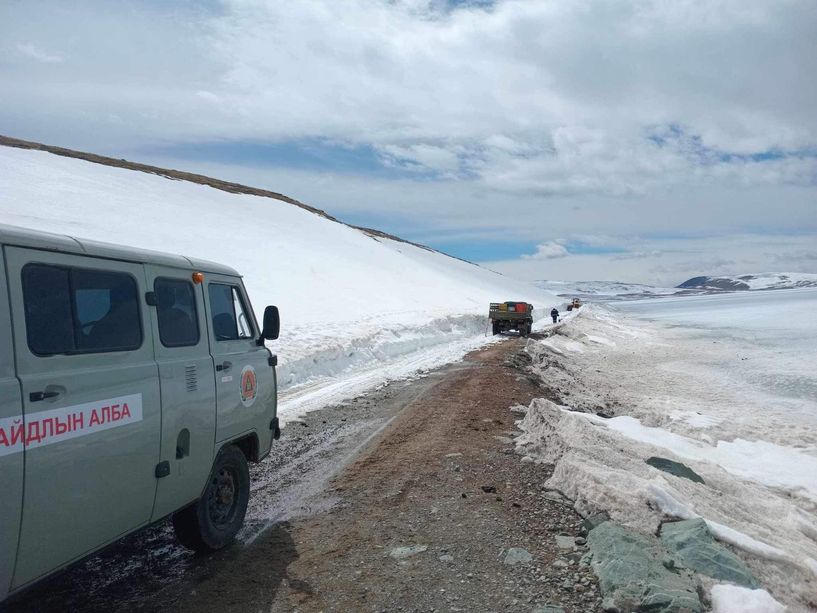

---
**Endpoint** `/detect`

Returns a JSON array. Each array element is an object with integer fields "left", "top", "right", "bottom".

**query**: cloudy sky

[{"left": 2, "top": 0, "right": 815, "bottom": 285}]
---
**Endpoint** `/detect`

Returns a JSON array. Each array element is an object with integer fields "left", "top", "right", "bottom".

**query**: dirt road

[{"left": 6, "top": 336, "right": 600, "bottom": 613}]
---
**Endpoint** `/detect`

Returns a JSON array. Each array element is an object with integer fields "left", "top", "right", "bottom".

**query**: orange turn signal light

[{"left": 192, "top": 272, "right": 204, "bottom": 284}]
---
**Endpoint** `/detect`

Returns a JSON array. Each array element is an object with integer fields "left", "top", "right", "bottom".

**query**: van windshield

[{"left": 208, "top": 283, "right": 253, "bottom": 341}]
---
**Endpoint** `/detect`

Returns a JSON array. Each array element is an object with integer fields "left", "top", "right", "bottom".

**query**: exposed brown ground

[{"left": 168, "top": 338, "right": 600, "bottom": 613}]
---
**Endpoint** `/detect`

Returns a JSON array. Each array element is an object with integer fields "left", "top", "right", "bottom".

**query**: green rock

[
  {"left": 586, "top": 522, "right": 702, "bottom": 613},
  {"left": 646, "top": 457, "right": 705, "bottom": 484},
  {"left": 581, "top": 511, "right": 611, "bottom": 535},
  {"left": 660, "top": 519, "right": 759, "bottom": 588}
]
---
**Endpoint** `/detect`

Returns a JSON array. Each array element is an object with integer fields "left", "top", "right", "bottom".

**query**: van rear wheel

[{"left": 172, "top": 444, "right": 250, "bottom": 552}]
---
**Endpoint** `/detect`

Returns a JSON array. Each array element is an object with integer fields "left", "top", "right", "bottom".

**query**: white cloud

[
  {"left": 3, "top": 1, "right": 816, "bottom": 156},
  {"left": 1, "top": 0, "right": 815, "bottom": 284},
  {"left": 485, "top": 233, "right": 817, "bottom": 286},
  {"left": 14, "top": 43, "right": 63, "bottom": 63},
  {"left": 523, "top": 241, "right": 569, "bottom": 260}
]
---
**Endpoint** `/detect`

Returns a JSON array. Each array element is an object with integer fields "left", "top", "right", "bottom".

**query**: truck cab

[{"left": 0, "top": 224, "right": 280, "bottom": 601}]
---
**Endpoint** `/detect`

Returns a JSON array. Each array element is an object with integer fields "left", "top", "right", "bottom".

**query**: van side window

[
  {"left": 20, "top": 264, "right": 73, "bottom": 355},
  {"left": 155, "top": 278, "right": 200, "bottom": 347},
  {"left": 208, "top": 283, "right": 254, "bottom": 341},
  {"left": 21, "top": 264, "right": 142, "bottom": 356}
]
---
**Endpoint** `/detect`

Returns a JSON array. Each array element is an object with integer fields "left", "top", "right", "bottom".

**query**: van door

[
  {"left": 4, "top": 247, "right": 160, "bottom": 590},
  {"left": 203, "top": 275, "right": 273, "bottom": 446},
  {"left": 0, "top": 252, "right": 24, "bottom": 601},
  {"left": 144, "top": 268, "right": 217, "bottom": 519}
]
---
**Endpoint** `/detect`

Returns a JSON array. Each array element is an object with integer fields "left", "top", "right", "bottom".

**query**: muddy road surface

[{"left": 5, "top": 335, "right": 601, "bottom": 613}]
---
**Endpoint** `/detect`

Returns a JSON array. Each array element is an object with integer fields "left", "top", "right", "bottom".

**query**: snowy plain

[
  {"left": 516, "top": 290, "right": 817, "bottom": 611},
  {"left": 534, "top": 279, "right": 680, "bottom": 299},
  {"left": 0, "top": 145, "right": 558, "bottom": 420}
]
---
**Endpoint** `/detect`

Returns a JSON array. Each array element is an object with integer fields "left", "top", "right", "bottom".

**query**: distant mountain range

[
  {"left": 676, "top": 273, "right": 817, "bottom": 292},
  {"left": 535, "top": 273, "right": 817, "bottom": 301},
  {"left": 533, "top": 280, "right": 678, "bottom": 301}
]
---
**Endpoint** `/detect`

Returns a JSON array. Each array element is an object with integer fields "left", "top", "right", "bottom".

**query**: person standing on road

[{"left": 550, "top": 307, "right": 559, "bottom": 323}]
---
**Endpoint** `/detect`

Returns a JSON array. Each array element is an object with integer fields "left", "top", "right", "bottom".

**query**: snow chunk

[
  {"left": 710, "top": 585, "right": 785, "bottom": 613},
  {"left": 585, "top": 334, "right": 615, "bottom": 346}
]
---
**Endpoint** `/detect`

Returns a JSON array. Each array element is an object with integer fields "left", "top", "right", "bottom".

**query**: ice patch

[
  {"left": 585, "top": 334, "right": 615, "bottom": 346},
  {"left": 669, "top": 410, "right": 721, "bottom": 429},
  {"left": 583, "top": 412, "right": 817, "bottom": 503},
  {"left": 710, "top": 584, "right": 785, "bottom": 613},
  {"left": 555, "top": 338, "right": 585, "bottom": 353}
]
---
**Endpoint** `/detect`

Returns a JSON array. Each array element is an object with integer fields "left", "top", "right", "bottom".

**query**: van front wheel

[{"left": 172, "top": 444, "right": 250, "bottom": 552}]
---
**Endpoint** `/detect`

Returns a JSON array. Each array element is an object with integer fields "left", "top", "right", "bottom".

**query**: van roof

[{"left": 0, "top": 223, "right": 240, "bottom": 277}]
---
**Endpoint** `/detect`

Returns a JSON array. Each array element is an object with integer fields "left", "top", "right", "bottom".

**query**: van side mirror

[{"left": 259, "top": 305, "right": 280, "bottom": 342}]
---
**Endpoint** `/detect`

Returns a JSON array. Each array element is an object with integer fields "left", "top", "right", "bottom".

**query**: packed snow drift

[
  {"left": 515, "top": 290, "right": 817, "bottom": 611},
  {"left": 0, "top": 145, "right": 558, "bottom": 418}
]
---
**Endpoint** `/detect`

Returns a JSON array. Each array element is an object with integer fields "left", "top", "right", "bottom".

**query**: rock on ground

[
  {"left": 503, "top": 547, "right": 533, "bottom": 565},
  {"left": 660, "top": 518, "right": 759, "bottom": 589},
  {"left": 645, "top": 457, "right": 705, "bottom": 484},
  {"left": 585, "top": 521, "right": 702, "bottom": 613}
]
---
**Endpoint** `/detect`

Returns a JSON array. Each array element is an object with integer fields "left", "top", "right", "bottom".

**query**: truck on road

[
  {"left": 0, "top": 224, "right": 281, "bottom": 603},
  {"left": 489, "top": 301, "right": 533, "bottom": 337}
]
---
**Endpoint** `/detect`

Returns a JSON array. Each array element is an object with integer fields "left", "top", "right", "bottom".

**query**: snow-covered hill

[
  {"left": 677, "top": 273, "right": 817, "bottom": 291},
  {"left": 0, "top": 144, "right": 558, "bottom": 418}
]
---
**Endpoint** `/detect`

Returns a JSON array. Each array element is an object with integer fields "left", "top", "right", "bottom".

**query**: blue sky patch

[
  {"left": 647, "top": 123, "right": 817, "bottom": 167},
  {"left": 139, "top": 139, "right": 435, "bottom": 179},
  {"left": 428, "top": 239, "right": 541, "bottom": 262},
  {"left": 562, "top": 240, "right": 627, "bottom": 255}
]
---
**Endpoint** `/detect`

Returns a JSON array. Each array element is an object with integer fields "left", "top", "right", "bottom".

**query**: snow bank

[
  {"left": 586, "top": 414, "right": 817, "bottom": 504},
  {"left": 515, "top": 299, "right": 817, "bottom": 610},
  {"left": 0, "top": 146, "right": 558, "bottom": 417}
]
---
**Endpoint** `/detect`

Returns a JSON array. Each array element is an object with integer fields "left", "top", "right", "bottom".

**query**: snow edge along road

[
  {"left": 276, "top": 309, "right": 566, "bottom": 424},
  {"left": 514, "top": 303, "right": 816, "bottom": 611}
]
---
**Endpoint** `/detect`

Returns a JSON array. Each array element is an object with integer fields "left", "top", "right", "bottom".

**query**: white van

[{"left": 0, "top": 223, "right": 280, "bottom": 602}]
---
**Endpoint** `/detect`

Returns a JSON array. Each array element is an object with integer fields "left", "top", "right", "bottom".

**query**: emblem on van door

[{"left": 240, "top": 365, "right": 258, "bottom": 407}]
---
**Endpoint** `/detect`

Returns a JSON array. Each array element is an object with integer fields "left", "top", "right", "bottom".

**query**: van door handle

[
  {"left": 216, "top": 361, "right": 232, "bottom": 372},
  {"left": 30, "top": 391, "right": 60, "bottom": 402}
]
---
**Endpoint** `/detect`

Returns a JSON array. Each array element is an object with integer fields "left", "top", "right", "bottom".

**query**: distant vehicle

[
  {"left": 489, "top": 301, "right": 533, "bottom": 337},
  {"left": 566, "top": 298, "right": 583, "bottom": 311},
  {"left": 0, "top": 224, "right": 281, "bottom": 602}
]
